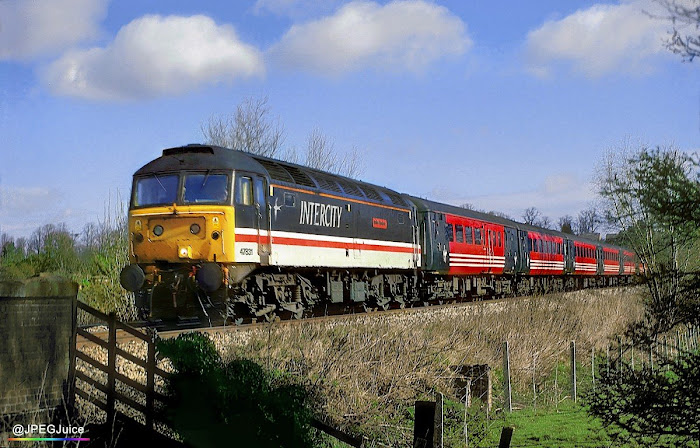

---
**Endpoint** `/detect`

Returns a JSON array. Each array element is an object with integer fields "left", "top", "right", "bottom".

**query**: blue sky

[{"left": 1, "top": 0, "right": 698, "bottom": 238}]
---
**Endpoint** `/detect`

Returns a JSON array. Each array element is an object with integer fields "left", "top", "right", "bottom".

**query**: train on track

[{"left": 119, "top": 144, "right": 639, "bottom": 322}]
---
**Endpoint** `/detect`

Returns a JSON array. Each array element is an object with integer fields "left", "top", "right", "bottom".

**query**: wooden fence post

[
  {"left": 414, "top": 401, "right": 437, "bottom": 448},
  {"left": 464, "top": 379, "right": 470, "bottom": 448},
  {"left": 146, "top": 332, "right": 156, "bottom": 431},
  {"left": 591, "top": 347, "right": 595, "bottom": 392},
  {"left": 435, "top": 393, "right": 443, "bottom": 448},
  {"left": 570, "top": 341, "right": 576, "bottom": 403},
  {"left": 498, "top": 427, "right": 514, "bottom": 448},
  {"left": 107, "top": 312, "right": 117, "bottom": 425},
  {"left": 503, "top": 341, "right": 512, "bottom": 413}
]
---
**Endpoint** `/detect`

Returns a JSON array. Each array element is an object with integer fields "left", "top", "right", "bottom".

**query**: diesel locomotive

[{"left": 119, "top": 144, "right": 638, "bottom": 321}]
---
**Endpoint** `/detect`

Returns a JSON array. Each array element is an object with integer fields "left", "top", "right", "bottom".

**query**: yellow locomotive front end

[{"left": 120, "top": 167, "right": 237, "bottom": 319}]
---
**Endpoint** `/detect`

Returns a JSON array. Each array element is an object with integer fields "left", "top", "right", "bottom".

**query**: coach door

[
  {"left": 486, "top": 229, "right": 495, "bottom": 273},
  {"left": 253, "top": 175, "right": 271, "bottom": 264},
  {"left": 564, "top": 239, "right": 575, "bottom": 274},
  {"left": 503, "top": 227, "right": 518, "bottom": 273}
]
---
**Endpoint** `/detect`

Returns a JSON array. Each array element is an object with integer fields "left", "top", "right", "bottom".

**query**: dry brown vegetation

[{"left": 212, "top": 287, "right": 644, "bottom": 444}]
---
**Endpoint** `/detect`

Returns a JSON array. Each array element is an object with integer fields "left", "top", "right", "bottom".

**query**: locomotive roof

[
  {"left": 134, "top": 145, "right": 264, "bottom": 174},
  {"left": 135, "top": 144, "right": 411, "bottom": 209}
]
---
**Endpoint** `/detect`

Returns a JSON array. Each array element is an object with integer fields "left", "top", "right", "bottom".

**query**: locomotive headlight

[
  {"left": 211, "top": 230, "right": 220, "bottom": 240},
  {"left": 153, "top": 225, "right": 164, "bottom": 236},
  {"left": 190, "top": 223, "right": 201, "bottom": 235}
]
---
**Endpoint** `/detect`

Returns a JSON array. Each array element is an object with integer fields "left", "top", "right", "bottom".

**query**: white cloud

[
  {"left": 525, "top": 0, "right": 669, "bottom": 78},
  {"left": 0, "top": 0, "right": 106, "bottom": 61},
  {"left": 42, "top": 15, "right": 265, "bottom": 100},
  {"left": 269, "top": 0, "right": 471, "bottom": 75}
]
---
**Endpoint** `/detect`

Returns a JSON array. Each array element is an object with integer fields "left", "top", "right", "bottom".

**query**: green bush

[{"left": 158, "top": 332, "right": 316, "bottom": 448}]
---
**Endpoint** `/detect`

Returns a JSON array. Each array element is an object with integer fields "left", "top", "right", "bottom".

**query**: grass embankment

[{"left": 206, "top": 287, "right": 643, "bottom": 447}]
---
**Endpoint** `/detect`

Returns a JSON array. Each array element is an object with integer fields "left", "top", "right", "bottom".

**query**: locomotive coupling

[{"left": 120, "top": 264, "right": 145, "bottom": 292}]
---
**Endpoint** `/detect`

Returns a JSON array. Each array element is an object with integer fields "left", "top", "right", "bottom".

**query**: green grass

[{"left": 485, "top": 402, "right": 615, "bottom": 448}]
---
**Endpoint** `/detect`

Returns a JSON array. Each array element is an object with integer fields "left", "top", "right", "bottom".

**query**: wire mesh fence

[{"left": 444, "top": 324, "right": 700, "bottom": 447}]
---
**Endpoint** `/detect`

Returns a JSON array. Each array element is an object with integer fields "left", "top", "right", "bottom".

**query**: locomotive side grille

[
  {"left": 253, "top": 158, "right": 295, "bottom": 183},
  {"left": 336, "top": 179, "right": 365, "bottom": 198},
  {"left": 281, "top": 164, "right": 317, "bottom": 188},
  {"left": 383, "top": 190, "right": 407, "bottom": 206},
  {"left": 357, "top": 185, "right": 384, "bottom": 202},
  {"left": 311, "top": 173, "right": 343, "bottom": 193}
]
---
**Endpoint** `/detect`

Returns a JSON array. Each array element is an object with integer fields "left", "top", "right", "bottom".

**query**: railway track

[{"left": 75, "top": 291, "right": 550, "bottom": 349}]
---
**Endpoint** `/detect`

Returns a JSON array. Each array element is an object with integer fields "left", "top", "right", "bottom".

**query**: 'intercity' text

[{"left": 299, "top": 201, "right": 342, "bottom": 228}]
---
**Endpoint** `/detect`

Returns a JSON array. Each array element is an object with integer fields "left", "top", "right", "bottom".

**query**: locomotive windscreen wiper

[{"left": 154, "top": 173, "right": 167, "bottom": 192}]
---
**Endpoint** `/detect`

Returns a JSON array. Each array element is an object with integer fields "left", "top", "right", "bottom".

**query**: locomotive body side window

[
  {"left": 465, "top": 226, "right": 473, "bottom": 244},
  {"left": 474, "top": 228, "right": 483, "bottom": 245},
  {"left": 236, "top": 176, "right": 253, "bottom": 206},
  {"left": 284, "top": 192, "right": 295, "bottom": 207},
  {"left": 455, "top": 224, "right": 464, "bottom": 243},
  {"left": 446, "top": 224, "right": 454, "bottom": 242}
]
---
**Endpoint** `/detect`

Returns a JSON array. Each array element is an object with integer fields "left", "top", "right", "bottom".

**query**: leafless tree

[
  {"left": 558, "top": 215, "right": 575, "bottom": 234},
  {"left": 522, "top": 207, "right": 542, "bottom": 226},
  {"left": 304, "top": 128, "right": 364, "bottom": 178},
  {"left": 201, "top": 96, "right": 286, "bottom": 158},
  {"left": 655, "top": 0, "right": 700, "bottom": 61},
  {"left": 575, "top": 207, "right": 600, "bottom": 235},
  {"left": 306, "top": 127, "right": 338, "bottom": 171},
  {"left": 202, "top": 97, "right": 364, "bottom": 178},
  {"left": 488, "top": 210, "right": 513, "bottom": 220}
]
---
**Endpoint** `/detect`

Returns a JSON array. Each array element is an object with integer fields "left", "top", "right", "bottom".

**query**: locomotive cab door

[
  {"left": 253, "top": 175, "right": 271, "bottom": 265},
  {"left": 234, "top": 172, "right": 270, "bottom": 265}
]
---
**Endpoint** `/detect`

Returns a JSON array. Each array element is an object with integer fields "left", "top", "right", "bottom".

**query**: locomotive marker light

[{"left": 119, "top": 264, "right": 145, "bottom": 292}]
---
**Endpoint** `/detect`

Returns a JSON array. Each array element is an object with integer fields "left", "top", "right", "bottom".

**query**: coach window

[
  {"left": 475, "top": 228, "right": 483, "bottom": 245},
  {"left": 456, "top": 224, "right": 464, "bottom": 243},
  {"left": 236, "top": 176, "right": 253, "bottom": 206},
  {"left": 465, "top": 226, "right": 473, "bottom": 244}
]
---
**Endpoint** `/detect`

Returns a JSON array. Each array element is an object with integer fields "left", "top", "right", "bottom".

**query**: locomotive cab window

[
  {"left": 236, "top": 176, "right": 253, "bottom": 206},
  {"left": 133, "top": 174, "right": 179, "bottom": 207},
  {"left": 183, "top": 173, "right": 229, "bottom": 204}
]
